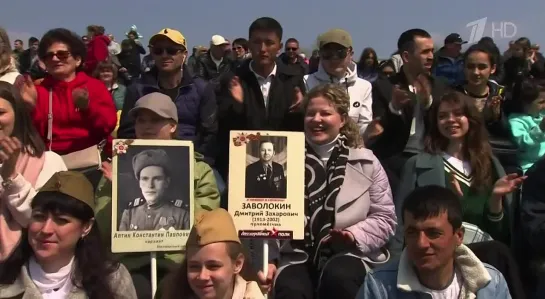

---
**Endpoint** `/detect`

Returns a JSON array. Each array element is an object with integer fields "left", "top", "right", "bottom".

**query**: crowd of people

[{"left": 0, "top": 15, "right": 544, "bottom": 299}]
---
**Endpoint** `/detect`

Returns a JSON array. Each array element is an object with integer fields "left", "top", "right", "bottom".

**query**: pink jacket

[
  {"left": 0, "top": 152, "right": 67, "bottom": 261},
  {"left": 276, "top": 148, "right": 397, "bottom": 270}
]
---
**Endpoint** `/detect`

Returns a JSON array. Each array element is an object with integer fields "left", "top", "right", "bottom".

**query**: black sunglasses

[
  {"left": 320, "top": 49, "right": 348, "bottom": 60},
  {"left": 42, "top": 50, "right": 71, "bottom": 61},
  {"left": 151, "top": 46, "right": 183, "bottom": 56}
]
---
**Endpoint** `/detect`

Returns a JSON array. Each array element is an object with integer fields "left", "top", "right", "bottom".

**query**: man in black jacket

[
  {"left": 520, "top": 157, "right": 545, "bottom": 295},
  {"left": 194, "top": 35, "right": 232, "bottom": 93},
  {"left": 279, "top": 38, "right": 308, "bottom": 76},
  {"left": 368, "top": 28, "right": 448, "bottom": 191},
  {"left": 216, "top": 17, "right": 305, "bottom": 180},
  {"left": 18, "top": 37, "right": 39, "bottom": 75}
]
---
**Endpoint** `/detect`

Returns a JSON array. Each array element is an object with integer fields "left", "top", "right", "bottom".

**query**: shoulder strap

[{"left": 47, "top": 90, "right": 53, "bottom": 151}]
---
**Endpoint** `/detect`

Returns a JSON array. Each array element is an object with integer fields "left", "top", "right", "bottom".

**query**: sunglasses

[
  {"left": 42, "top": 50, "right": 71, "bottom": 61},
  {"left": 320, "top": 49, "right": 348, "bottom": 60},
  {"left": 152, "top": 47, "right": 183, "bottom": 56}
]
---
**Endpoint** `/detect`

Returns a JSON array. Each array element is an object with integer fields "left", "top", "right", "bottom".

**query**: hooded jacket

[
  {"left": 31, "top": 72, "right": 117, "bottom": 156},
  {"left": 304, "top": 62, "right": 373, "bottom": 134},
  {"left": 86, "top": 34, "right": 111, "bottom": 74}
]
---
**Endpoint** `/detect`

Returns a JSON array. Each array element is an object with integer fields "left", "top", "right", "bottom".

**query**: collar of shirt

[
  {"left": 250, "top": 61, "right": 277, "bottom": 81},
  {"left": 108, "top": 83, "right": 119, "bottom": 92},
  {"left": 211, "top": 55, "right": 223, "bottom": 66},
  {"left": 261, "top": 162, "right": 273, "bottom": 171}
]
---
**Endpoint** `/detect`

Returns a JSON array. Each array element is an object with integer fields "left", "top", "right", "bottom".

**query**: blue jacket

[
  {"left": 117, "top": 67, "right": 217, "bottom": 164},
  {"left": 357, "top": 245, "right": 511, "bottom": 299},
  {"left": 432, "top": 48, "right": 465, "bottom": 86}
]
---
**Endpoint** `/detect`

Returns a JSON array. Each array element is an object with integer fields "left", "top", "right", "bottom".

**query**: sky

[{"left": 3, "top": 0, "right": 545, "bottom": 59}]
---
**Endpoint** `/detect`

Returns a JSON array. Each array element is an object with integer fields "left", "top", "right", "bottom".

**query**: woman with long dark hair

[
  {"left": 357, "top": 47, "right": 379, "bottom": 82},
  {"left": 161, "top": 208, "right": 262, "bottom": 299},
  {"left": 0, "top": 171, "right": 136, "bottom": 299},
  {"left": 0, "top": 81, "right": 66, "bottom": 264},
  {"left": 395, "top": 91, "right": 524, "bottom": 247}
]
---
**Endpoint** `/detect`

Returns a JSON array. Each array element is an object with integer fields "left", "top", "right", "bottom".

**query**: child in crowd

[{"left": 509, "top": 78, "right": 545, "bottom": 173}]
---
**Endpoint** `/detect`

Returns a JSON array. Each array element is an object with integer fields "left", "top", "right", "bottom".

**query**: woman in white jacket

[
  {"left": 0, "top": 82, "right": 66, "bottom": 263},
  {"left": 304, "top": 29, "right": 373, "bottom": 135}
]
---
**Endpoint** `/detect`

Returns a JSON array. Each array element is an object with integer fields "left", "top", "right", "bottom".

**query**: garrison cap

[{"left": 38, "top": 171, "right": 95, "bottom": 211}]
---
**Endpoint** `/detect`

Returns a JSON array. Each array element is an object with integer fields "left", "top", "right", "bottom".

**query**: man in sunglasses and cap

[
  {"left": 304, "top": 29, "right": 373, "bottom": 135},
  {"left": 118, "top": 28, "right": 218, "bottom": 167}
]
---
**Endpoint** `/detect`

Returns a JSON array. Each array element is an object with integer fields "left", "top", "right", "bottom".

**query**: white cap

[{"left": 211, "top": 35, "right": 229, "bottom": 46}]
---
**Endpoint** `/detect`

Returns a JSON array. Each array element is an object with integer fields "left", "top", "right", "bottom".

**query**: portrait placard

[
  {"left": 111, "top": 139, "right": 194, "bottom": 253},
  {"left": 228, "top": 131, "right": 305, "bottom": 240}
]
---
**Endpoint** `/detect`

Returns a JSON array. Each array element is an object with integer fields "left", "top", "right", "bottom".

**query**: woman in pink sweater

[{"left": 0, "top": 82, "right": 66, "bottom": 263}]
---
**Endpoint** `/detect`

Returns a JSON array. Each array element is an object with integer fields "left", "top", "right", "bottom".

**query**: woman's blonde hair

[
  {"left": 302, "top": 83, "right": 363, "bottom": 148},
  {"left": 0, "top": 27, "right": 17, "bottom": 76}
]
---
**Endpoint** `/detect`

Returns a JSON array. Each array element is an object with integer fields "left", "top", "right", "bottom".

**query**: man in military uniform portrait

[
  {"left": 245, "top": 140, "right": 287, "bottom": 198},
  {"left": 119, "top": 148, "right": 190, "bottom": 231}
]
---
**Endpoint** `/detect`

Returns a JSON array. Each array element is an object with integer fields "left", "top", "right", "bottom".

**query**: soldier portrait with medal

[
  {"left": 245, "top": 138, "right": 287, "bottom": 199},
  {"left": 119, "top": 148, "right": 190, "bottom": 231}
]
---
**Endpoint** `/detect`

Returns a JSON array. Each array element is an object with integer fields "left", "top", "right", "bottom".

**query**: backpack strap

[{"left": 47, "top": 90, "right": 53, "bottom": 151}]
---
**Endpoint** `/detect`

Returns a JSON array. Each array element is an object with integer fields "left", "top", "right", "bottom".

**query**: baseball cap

[
  {"left": 319, "top": 29, "right": 353, "bottom": 49},
  {"left": 129, "top": 92, "right": 178, "bottom": 122},
  {"left": 38, "top": 171, "right": 95, "bottom": 210},
  {"left": 444, "top": 33, "right": 467, "bottom": 45},
  {"left": 211, "top": 35, "right": 229, "bottom": 46},
  {"left": 149, "top": 28, "right": 187, "bottom": 49},
  {"left": 187, "top": 209, "right": 240, "bottom": 247}
]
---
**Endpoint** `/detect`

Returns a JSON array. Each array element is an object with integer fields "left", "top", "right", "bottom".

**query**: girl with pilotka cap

[
  {"left": 161, "top": 208, "right": 263, "bottom": 299},
  {"left": 94, "top": 92, "right": 220, "bottom": 299},
  {"left": 0, "top": 171, "right": 137, "bottom": 299}
]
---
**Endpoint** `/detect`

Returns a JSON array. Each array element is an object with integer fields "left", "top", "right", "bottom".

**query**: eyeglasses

[
  {"left": 42, "top": 50, "right": 71, "bottom": 61},
  {"left": 151, "top": 47, "right": 183, "bottom": 56},
  {"left": 320, "top": 49, "right": 348, "bottom": 60},
  {"left": 286, "top": 47, "right": 298, "bottom": 52}
]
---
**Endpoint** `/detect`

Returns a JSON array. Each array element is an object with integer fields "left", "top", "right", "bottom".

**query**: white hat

[{"left": 211, "top": 35, "right": 229, "bottom": 46}]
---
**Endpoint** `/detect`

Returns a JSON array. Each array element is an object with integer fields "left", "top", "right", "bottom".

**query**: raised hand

[
  {"left": 229, "top": 76, "right": 244, "bottom": 104},
  {"left": 17, "top": 75, "right": 37, "bottom": 108},
  {"left": 0, "top": 137, "right": 23, "bottom": 181},
  {"left": 289, "top": 86, "right": 304, "bottom": 112}
]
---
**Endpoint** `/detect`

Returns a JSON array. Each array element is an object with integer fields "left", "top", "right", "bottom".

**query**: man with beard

[
  {"left": 245, "top": 140, "right": 286, "bottom": 198},
  {"left": 367, "top": 28, "right": 448, "bottom": 196}
]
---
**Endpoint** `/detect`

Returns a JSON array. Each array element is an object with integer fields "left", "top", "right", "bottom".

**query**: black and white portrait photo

[
  {"left": 245, "top": 136, "right": 288, "bottom": 199},
  {"left": 115, "top": 143, "right": 191, "bottom": 231}
]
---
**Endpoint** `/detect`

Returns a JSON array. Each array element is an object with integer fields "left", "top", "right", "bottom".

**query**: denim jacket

[{"left": 356, "top": 244, "right": 511, "bottom": 299}]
